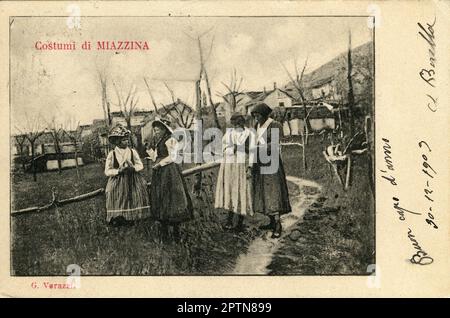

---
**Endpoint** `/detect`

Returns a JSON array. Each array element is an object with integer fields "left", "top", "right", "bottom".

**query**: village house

[
  {"left": 12, "top": 131, "right": 84, "bottom": 172},
  {"left": 213, "top": 82, "right": 296, "bottom": 123},
  {"left": 243, "top": 82, "right": 296, "bottom": 115},
  {"left": 310, "top": 77, "right": 340, "bottom": 100},
  {"left": 276, "top": 42, "right": 374, "bottom": 135},
  {"left": 276, "top": 102, "right": 338, "bottom": 136}
]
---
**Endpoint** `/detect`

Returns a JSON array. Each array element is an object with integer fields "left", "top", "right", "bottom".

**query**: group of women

[{"left": 104, "top": 102, "right": 291, "bottom": 242}]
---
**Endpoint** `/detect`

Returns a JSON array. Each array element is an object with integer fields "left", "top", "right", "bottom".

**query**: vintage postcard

[{"left": 0, "top": 0, "right": 448, "bottom": 298}]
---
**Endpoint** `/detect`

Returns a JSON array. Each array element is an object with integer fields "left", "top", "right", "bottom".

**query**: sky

[{"left": 10, "top": 16, "right": 372, "bottom": 132}]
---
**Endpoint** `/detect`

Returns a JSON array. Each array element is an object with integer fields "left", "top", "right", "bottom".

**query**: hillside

[{"left": 284, "top": 41, "right": 374, "bottom": 111}]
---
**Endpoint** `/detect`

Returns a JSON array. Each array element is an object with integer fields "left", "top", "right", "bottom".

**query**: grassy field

[
  {"left": 11, "top": 134, "right": 375, "bottom": 276},
  {"left": 269, "top": 134, "right": 375, "bottom": 275},
  {"left": 11, "top": 163, "right": 262, "bottom": 275}
]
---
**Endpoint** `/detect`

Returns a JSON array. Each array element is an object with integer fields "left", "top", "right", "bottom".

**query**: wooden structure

[{"left": 26, "top": 142, "right": 84, "bottom": 172}]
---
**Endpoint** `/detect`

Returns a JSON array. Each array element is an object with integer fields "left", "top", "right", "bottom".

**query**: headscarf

[
  {"left": 230, "top": 113, "right": 246, "bottom": 127},
  {"left": 250, "top": 103, "right": 272, "bottom": 117}
]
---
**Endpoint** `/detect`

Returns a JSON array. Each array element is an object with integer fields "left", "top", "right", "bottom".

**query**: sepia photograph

[{"left": 10, "top": 16, "right": 375, "bottom": 276}]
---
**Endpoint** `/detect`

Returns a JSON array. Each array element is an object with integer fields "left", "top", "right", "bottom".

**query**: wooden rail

[{"left": 11, "top": 161, "right": 220, "bottom": 216}]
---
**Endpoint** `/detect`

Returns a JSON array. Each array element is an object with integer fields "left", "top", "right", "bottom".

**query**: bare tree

[
  {"left": 197, "top": 36, "right": 221, "bottom": 129},
  {"left": 143, "top": 78, "right": 195, "bottom": 129},
  {"left": 63, "top": 118, "right": 84, "bottom": 180},
  {"left": 185, "top": 29, "right": 221, "bottom": 129},
  {"left": 282, "top": 57, "right": 313, "bottom": 141},
  {"left": 322, "top": 32, "right": 363, "bottom": 191},
  {"left": 98, "top": 69, "right": 112, "bottom": 127},
  {"left": 47, "top": 118, "right": 65, "bottom": 174},
  {"left": 160, "top": 82, "right": 195, "bottom": 129},
  {"left": 143, "top": 77, "right": 159, "bottom": 112},
  {"left": 216, "top": 69, "right": 245, "bottom": 119},
  {"left": 112, "top": 81, "right": 139, "bottom": 146},
  {"left": 13, "top": 134, "right": 28, "bottom": 172},
  {"left": 281, "top": 57, "right": 313, "bottom": 170},
  {"left": 345, "top": 31, "right": 356, "bottom": 190},
  {"left": 15, "top": 114, "right": 45, "bottom": 182}
]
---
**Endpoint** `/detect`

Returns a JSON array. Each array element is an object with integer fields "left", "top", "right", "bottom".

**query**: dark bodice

[{"left": 155, "top": 134, "right": 171, "bottom": 160}]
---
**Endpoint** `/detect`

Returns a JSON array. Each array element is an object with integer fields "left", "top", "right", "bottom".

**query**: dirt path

[{"left": 231, "top": 176, "right": 322, "bottom": 275}]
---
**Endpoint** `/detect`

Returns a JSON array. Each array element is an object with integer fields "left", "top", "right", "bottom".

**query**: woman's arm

[
  {"left": 104, "top": 151, "right": 119, "bottom": 177},
  {"left": 223, "top": 130, "right": 234, "bottom": 156},
  {"left": 131, "top": 149, "right": 144, "bottom": 172}
]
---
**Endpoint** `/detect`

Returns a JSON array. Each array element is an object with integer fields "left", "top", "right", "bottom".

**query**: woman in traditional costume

[
  {"left": 146, "top": 118, "right": 193, "bottom": 242},
  {"left": 104, "top": 125, "right": 151, "bottom": 225},
  {"left": 250, "top": 103, "right": 292, "bottom": 238},
  {"left": 214, "top": 114, "right": 254, "bottom": 231}
]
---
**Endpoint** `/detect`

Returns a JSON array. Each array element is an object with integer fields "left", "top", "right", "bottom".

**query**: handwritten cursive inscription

[
  {"left": 393, "top": 197, "right": 421, "bottom": 221},
  {"left": 407, "top": 228, "right": 434, "bottom": 265},
  {"left": 418, "top": 17, "right": 437, "bottom": 113},
  {"left": 419, "top": 140, "right": 438, "bottom": 229},
  {"left": 380, "top": 138, "right": 397, "bottom": 186},
  {"left": 418, "top": 17, "right": 436, "bottom": 87}
]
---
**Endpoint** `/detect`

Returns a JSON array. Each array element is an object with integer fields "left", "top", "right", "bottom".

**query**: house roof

[
  {"left": 278, "top": 89, "right": 296, "bottom": 100},
  {"left": 245, "top": 91, "right": 265, "bottom": 99},
  {"left": 245, "top": 88, "right": 296, "bottom": 104},
  {"left": 310, "top": 76, "right": 334, "bottom": 89},
  {"left": 245, "top": 89, "right": 278, "bottom": 101}
]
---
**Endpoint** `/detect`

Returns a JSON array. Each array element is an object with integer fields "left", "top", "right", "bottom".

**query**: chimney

[
  {"left": 263, "top": 86, "right": 266, "bottom": 94},
  {"left": 273, "top": 82, "right": 277, "bottom": 90}
]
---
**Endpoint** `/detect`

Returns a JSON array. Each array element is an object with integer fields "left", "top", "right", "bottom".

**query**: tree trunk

[
  {"left": 106, "top": 101, "right": 112, "bottom": 126},
  {"left": 194, "top": 80, "right": 203, "bottom": 163},
  {"left": 347, "top": 32, "right": 355, "bottom": 137},
  {"left": 304, "top": 122, "right": 310, "bottom": 145},
  {"left": 55, "top": 137, "right": 62, "bottom": 173},
  {"left": 74, "top": 140, "right": 81, "bottom": 180},
  {"left": 18, "top": 145, "right": 26, "bottom": 172},
  {"left": 101, "top": 78, "right": 112, "bottom": 127},
  {"left": 194, "top": 80, "right": 203, "bottom": 194},
  {"left": 345, "top": 155, "right": 352, "bottom": 190},
  {"left": 301, "top": 132, "right": 307, "bottom": 171},
  {"left": 365, "top": 116, "right": 374, "bottom": 197},
  {"left": 203, "top": 69, "right": 221, "bottom": 130},
  {"left": 344, "top": 31, "right": 355, "bottom": 190},
  {"left": 31, "top": 142, "right": 37, "bottom": 182}
]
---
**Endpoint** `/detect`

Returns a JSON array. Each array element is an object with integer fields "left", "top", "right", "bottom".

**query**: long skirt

[
  {"left": 214, "top": 160, "right": 253, "bottom": 215},
  {"left": 252, "top": 156, "right": 292, "bottom": 216},
  {"left": 150, "top": 163, "right": 193, "bottom": 224},
  {"left": 105, "top": 171, "right": 151, "bottom": 222}
]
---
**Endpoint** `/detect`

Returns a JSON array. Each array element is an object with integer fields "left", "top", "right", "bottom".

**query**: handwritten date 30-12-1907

[{"left": 418, "top": 140, "right": 438, "bottom": 230}]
